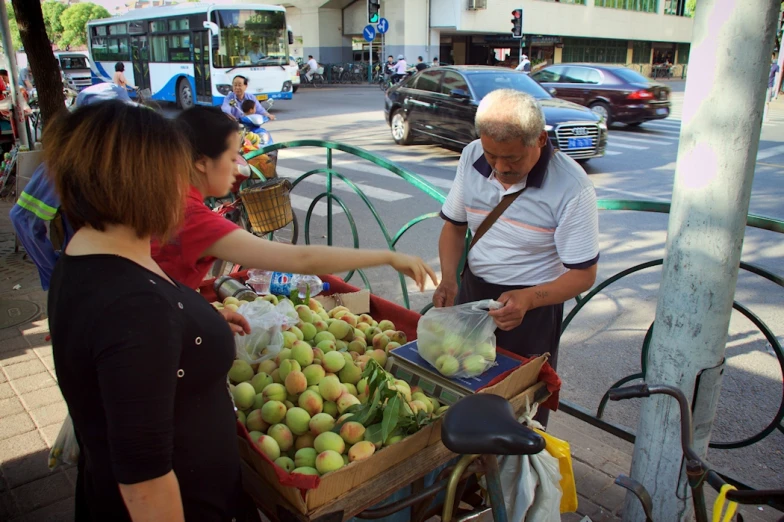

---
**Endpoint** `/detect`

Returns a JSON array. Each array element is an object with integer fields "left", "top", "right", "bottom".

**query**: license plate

[
  {"left": 567, "top": 137, "right": 592, "bottom": 149},
  {"left": 656, "top": 107, "right": 668, "bottom": 115},
  {"left": 256, "top": 94, "right": 268, "bottom": 101}
]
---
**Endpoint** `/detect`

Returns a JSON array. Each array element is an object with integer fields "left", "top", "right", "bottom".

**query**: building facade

[{"left": 283, "top": 0, "right": 694, "bottom": 74}]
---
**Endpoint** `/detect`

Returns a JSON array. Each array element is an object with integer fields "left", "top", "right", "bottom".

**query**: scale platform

[{"left": 385, "top": 341, "right": 524, "bottom": 406}]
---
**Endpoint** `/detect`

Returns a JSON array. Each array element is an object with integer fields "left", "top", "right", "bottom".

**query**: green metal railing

[{"left": 247, "top": 140, "right": 783, "bottom": 471}]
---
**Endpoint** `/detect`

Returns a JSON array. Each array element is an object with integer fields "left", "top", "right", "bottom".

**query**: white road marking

[
  {"left": 595, "top": 185, "right": 670, "bottom": 202},
  {"left": 756, "top": 144, "right": 784, "bottom": 161},
  {"left": 615, "top": 131, "right": 678, "bottom": 142},
  {"left": 276, "top": 166, "right": 412, "bottom": 202},
  {"left": 606, "top": 142, "right": 648, "bottom": 150},
  {"left": 610, "top": 134, "right": 669, "bottom": 146},
  {"left": 603, "top": 150, "right": 622, "bottom": 156},
  {"left": 289, "top": 193, "right": 344, "bottom": 217}
]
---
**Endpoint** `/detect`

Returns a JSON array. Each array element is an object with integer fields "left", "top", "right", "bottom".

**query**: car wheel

[
  {"left": 391, "top": 110, "right": 413, "bottom": 145},
  {"left": 293, "top": 85, "right": 299, "bottom": 93},
  {"left": 589, "top": 101, "right": 611, "bottom": 125},
  {"left": 176, "top": 78, "right": 194, "bottom": 109}
]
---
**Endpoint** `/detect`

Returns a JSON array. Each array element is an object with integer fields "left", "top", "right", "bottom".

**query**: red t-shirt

[{"left": 151, "top": 186, "right": 239, "bottom": 289}]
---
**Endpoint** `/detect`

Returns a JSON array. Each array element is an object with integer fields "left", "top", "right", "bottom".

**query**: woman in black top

[{"left": 46, "top": 100, "right": 243, "bottom": 521}]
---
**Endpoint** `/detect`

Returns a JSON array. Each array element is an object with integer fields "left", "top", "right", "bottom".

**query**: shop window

[
  {"left": 562, "top": 38, "right": 628, "bottom": 64},
  {"left": 150, "top": 20, "right": 167, "bottom": 33},
  {"left": 415, "top": 70, "right": 442, "bottom": 93},
  {"left": 676, "top": 43, "right": 690, "bottom": 64},
  {"left": 595, "top": 0, "right": 658, "bottom": 13},
  {"left": 632, "top": 41, "right": 652, "bottom": 64},
  {"left": 441, "top": 71, "right": 469, "bottom": 95}
]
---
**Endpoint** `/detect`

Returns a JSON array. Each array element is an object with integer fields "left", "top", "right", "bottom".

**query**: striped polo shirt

[{"left": 440, "top": 139, "right": 599, "bottom": 286}]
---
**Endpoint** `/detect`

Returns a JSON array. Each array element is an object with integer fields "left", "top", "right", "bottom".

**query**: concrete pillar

[
  {"left": 626, "top": 41, "right": 633, "bottom": 64},
  {"left": 554, "top": 47, "right": 563, "bottom": 64},
  {"left": 382, "top": 0, "right": 430, "bottom": 62},
  {"left": 299, "top": 4, "right": 351, "bottom": 65},
  {"left": 623, "top": 0, "right": 780, "bottom": 520}
]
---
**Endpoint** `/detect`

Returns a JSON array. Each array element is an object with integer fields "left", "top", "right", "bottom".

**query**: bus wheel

[{"left": 176, "top": 78, "right": 194, "bottom": 110}]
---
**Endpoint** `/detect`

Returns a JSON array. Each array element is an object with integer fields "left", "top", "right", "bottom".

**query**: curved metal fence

[{"left": 244, "top": 140, "right": 782, "bottom": 480}]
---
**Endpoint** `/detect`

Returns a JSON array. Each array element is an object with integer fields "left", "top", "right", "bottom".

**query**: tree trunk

[{"left": 11, "top": 0, "right": 65, "bottom": 128}]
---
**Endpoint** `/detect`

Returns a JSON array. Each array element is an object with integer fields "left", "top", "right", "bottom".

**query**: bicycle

[
  {"left": 355, "top": 385, "right": 784, "bottom": 522},
  {"left": 299, "top": 66, "right": 325, "bottom": 87},
  {"left": 608, "top": 384, "right": 784, "bottom": 522}
]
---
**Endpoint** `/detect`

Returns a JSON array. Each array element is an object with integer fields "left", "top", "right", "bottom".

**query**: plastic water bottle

[{"left": 246, "top": 270, "right": 329, "bottom": 298}]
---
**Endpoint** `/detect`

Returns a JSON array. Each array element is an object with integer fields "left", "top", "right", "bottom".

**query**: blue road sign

[
  {"left": 363, "top": 25, "right": 376, "bottom": 42},
  {"left": 377, "top": 18, "right": 389, "bottom": 34}
]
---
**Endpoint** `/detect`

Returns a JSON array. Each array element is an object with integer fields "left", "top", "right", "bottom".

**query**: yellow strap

[{"left": 712, "top": 484, "right": 738, "bottom": 522}]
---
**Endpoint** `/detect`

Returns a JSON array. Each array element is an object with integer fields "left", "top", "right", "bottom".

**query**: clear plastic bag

[
  {"left": 416, "top": 299, "right": 502, "bottom": 379},
  {"left": 235, "top": 299, "right": 298, "bottom": 364},
  {"left": 48, "top": 414, "right": 79, "bottom": 471}
]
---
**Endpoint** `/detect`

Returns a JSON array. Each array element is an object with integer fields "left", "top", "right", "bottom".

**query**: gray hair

[{"left": 475, "top": 89, "right": 545, "bottom": 146}]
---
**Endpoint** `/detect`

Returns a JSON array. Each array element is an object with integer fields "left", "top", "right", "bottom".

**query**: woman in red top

[{"left": 152, "top": 106, "right": 437, "bottom": 291}]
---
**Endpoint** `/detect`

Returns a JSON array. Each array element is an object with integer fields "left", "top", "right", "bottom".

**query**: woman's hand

[
  {"left": 390, "top": 253, "right": 438, "bottom": 292},
  {"left": 268, "top": 114, "right": 276, "bottom": 121},
  {"left": 220, "top": 309, "right": 251, "bottom": 336}
]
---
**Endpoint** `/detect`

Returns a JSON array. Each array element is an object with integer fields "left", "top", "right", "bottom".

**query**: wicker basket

[{"left": 239, "top": 178, "right": 294, "bottom": 234}]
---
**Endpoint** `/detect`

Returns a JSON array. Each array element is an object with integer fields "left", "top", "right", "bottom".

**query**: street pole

[
  {"left": 623, "top": 0, "right": 779, "bottom": 520},
  {"left": 0, "top": 1, "right": 29, "bottom": 148}
]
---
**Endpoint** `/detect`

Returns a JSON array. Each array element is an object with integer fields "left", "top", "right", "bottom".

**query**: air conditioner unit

[{"left": 467, "top": 0, "right": 488, "bottom": 10}]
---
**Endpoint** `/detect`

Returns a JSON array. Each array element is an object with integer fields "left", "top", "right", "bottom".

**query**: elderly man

[{"left": 434, "top": 89, "right": 599, "bottom": 422}]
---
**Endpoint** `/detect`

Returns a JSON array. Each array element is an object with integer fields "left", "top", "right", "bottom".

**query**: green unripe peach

[
  {"left": 228, "top": 360, "right": 254, "bottom": 384},
  {"left": 322, "top": 351, "right": 346, "bottom": 373},
  {"left": 232, "top": 382, "right": 256, "bottom": 410},
  {"left": 246, "top": 409, "right": 270, "bottom": 432},
  {"left": 319, "top": 375, "right": 344, "bottom": 402},
  {"left": 316, "top": 450, "right": 345, "bottom": 474},
  {"left": 251, "top": 372, "right": 274, "bottom": 394},
  {"left": 303, "top": 365, "right": 326, "bottom": 386},
  {"left": 279, "top": 359, "right": 301, "bottom": 382},
  {"left": 298, "top": 389, "right": 324, "bottom": 417},
  {"left": 323, "top": 401, "right": 338, "bottom": 418},
  {"left": 291, "top": 341, "right": 315, "bottom": 367},
  {"left": 285, "top": 370, "right": 308, "bottom": 395},
  {"left": 348, "top": 440, "right": 376, "bottom": 462},
  {"left": 289, "top": 325, "right": 304, "bottom": 341},
  {"left": 285, "top": 407, "right": 312, "bottom": 436},
  {"left": 274, "top": 456, "right": 295, "bottom": 472},
  {"left": 261, "top": 400, "right": 287, "bottom": 425},
  {"left": 255, "top": 435, "right": 281, "bottom": 461},
  {"left": 309, "top": 413, "right": 335, "bottom": 435},
  {"left": 236, "top": 410, "right": 247, "bottom": 425},
  {"left": 339, "top": 421, "right": 366, "bottom": 445},
  {"left": 262, "top": 383, "right": 287, "bottom": 403},
  {"left": 268, "top": 423, "right": 294, "bottom": 452},
  {"left": 292, "top": 466, "right": 319, "bottom": 476},
  {"left": 314, "top": 431, "right": 345, "bottom": 454},
  {"left": 295, "top": 447, "right": 318, "bottom": 468}
]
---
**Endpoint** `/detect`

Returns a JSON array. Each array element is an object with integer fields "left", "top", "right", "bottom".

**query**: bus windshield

[{"left": 211, "top": 9, "right": 287, "bottom": 68}]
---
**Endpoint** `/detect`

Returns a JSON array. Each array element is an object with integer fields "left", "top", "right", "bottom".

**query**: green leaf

[
  {"left": 365, "top": 424, "right": 384, "bottom": 446},
  {"left": 304, "top": 284, "right": 311, "bottom": 305},
  {"left": 382, "top": 395, "right": 401, "bottom": 442}
]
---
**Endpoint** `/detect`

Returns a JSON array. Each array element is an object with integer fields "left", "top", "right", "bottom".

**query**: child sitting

[{"left": 241, "top": 99, "right": 256, "bottom": 116}]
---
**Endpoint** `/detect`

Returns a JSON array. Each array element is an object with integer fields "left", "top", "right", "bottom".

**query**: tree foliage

[
  {"left": 41, "top": 1, "right": 67, "bottom": 43},
  {"left": 6, "top": 2, "right": 22, "bottom": 51},
  {"left": 58, "top": 2, "right": 110, "bottom": 49}
]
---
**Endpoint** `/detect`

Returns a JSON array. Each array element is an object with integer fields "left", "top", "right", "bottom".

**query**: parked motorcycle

[{"left": 236, "top": 112, "right": 277, "bottom": 185}]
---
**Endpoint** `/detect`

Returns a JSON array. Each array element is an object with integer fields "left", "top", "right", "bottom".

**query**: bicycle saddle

[{"left": 441, "top": 394, "right": 546, "bottom": 456}]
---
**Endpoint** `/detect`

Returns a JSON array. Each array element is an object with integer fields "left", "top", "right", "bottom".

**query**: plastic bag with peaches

[{"left": 416, "top": 299, "right": 502, "bottom": 379}]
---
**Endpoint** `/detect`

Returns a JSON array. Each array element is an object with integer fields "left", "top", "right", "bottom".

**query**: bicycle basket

[{"left": 239, "top": 178, "right": 294, "bottom": 234}]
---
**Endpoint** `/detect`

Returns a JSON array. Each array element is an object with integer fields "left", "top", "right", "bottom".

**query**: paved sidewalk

[{"left": 0, "top": 201, "right": 778, "bottom": 521}]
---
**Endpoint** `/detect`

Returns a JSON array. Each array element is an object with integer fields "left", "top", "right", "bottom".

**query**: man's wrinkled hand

[
  {"left": 432, "top": 280, "right": 458, "bottom": 308},
  {"left": 488, "top": 289, "right": 533, "bottom": 331}
]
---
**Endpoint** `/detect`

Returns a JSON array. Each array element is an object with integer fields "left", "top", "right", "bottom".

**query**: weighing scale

[{"left": 385, "top": 341, "right": 524, "bottom": 406}]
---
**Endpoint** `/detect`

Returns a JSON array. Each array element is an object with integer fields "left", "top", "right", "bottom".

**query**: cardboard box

[{"left": 240, "top": 355, "right": 548, "bottom": 516}]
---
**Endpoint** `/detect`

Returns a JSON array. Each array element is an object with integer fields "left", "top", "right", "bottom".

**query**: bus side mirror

[{"left": 288, "top": 30, "right": 294, "bottom": 45}]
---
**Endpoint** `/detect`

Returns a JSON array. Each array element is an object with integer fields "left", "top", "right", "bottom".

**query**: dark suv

[
  {"left": 530, "top": 64, "right": 671, "bottom": 126},
  {"left": 384, "top": 66, "right": 607, "bottom": 161}
]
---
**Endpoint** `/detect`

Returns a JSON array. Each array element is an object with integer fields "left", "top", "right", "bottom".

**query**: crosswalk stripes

[
  {"left": 606, "top": 142, "right": 648, "bottom": 150},
  {"left": 276, "top": 166, "right": 412, "bottom": 202},
  {"left": 611, "top": 134, "right": 669, "bottom": 146},
  {"left": 756, "top": 144, "right": 784, "bottom": 161}
]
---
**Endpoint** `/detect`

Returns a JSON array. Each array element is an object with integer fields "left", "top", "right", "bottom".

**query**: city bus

[{"left": 86, "top": 3, "right": 294, "bottom": 109}]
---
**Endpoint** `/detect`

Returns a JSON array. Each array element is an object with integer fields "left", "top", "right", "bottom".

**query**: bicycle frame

[{"left": 609, "top": 384, "right": 784, "bottom": 522}]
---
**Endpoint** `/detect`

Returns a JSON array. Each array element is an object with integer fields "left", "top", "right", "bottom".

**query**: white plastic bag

[
  {"left": 416, "top": 299, "right": 502, "bottom": 378},
  {"left": 234, "top": 299, "right": 298, "bottom": 364},
  {"left": 49, "top": 414, "right": 79, "bottom": 471},
  {"left": 480, "top": 400, "right": 563, "bottom": 522}
]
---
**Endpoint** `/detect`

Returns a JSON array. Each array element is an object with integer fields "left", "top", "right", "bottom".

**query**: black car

[
  {"left": 530, "top": 64, "right": 671, "bottom": 126},
  {"left": 384, "top": 66, "right": 607, "bottom": 161}
]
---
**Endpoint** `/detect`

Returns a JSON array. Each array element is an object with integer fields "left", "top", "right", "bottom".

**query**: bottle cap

[{"left": 323, "top": 282, "right": 330, "bottom": 292}]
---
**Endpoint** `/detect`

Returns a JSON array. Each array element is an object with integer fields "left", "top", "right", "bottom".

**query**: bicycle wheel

[{"left": 267, "top": 213, "right": 298, "bottom": 244}]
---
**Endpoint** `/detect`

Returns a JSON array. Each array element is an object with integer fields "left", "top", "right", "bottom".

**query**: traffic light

[
  {"left": 368, "top": 0, "right": 381, "bottom": 24},
  {"left": 511, "top": 9, "right": 523, "bottom": 39}
]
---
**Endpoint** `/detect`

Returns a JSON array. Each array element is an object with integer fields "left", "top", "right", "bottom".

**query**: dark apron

[{"left": 457, "top": 264, "right": 563, "bottom": 426}]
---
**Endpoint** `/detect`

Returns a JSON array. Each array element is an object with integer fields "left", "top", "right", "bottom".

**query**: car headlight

[
  {"left": 545, "top": 124, "right": 554, "bottom": 131},
  {"left": 217, "top": 84, "right": 232, "bottom": 95},
  {"left": 259, "top": 132, "right": 271, "bottom": 145},
  {"left": 597, "top": 121, "right": 607, "bottom": 130}
]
